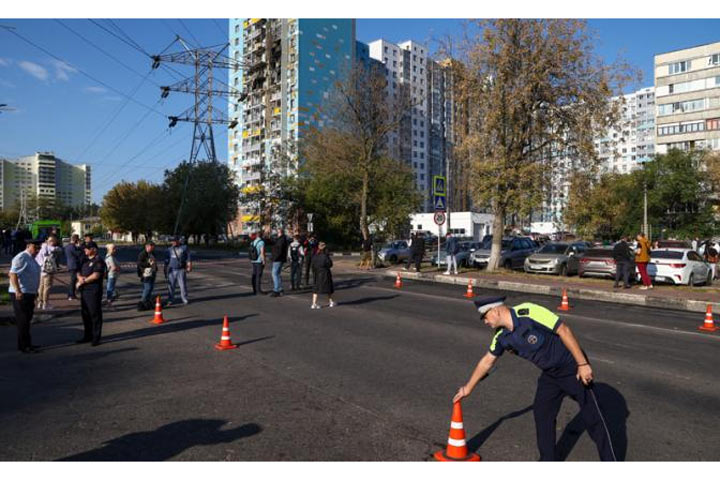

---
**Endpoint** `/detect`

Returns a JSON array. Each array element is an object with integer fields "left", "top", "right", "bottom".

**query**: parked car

[
  {"left": 524, "top": 242, "right": 591, "bottom": 276},
  {"left": 377, "top": 240, "right": 410, "bottom": 264},
  {"left": 647, "top": 248, "right": 713, "bottom": 286},
  {"left": 657, "top": 240, "right": 692, "bottom": 249},
  {"left": 470, "top": 236, "right": 538, "bottom": 270},
  {"left": 578, "top": 248, "right": 618, "bottom": 279},
  {"left": 431, "top": 241, "right": 483, "bottom": 268}
]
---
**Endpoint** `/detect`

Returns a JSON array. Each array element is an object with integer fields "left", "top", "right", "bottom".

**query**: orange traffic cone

[
  {"left": 394, "top": 272, "right": 403, "bottom": 289},
  {"left": 215, "top": 315, "right": 238, "bottom": 350},
  {"left": 434, "top": 402, "right": 481, "bottom": 462},
  {"left": 150, "top": 296, "right": 165, "bottom": 324},
  {"left": 463, "top": 279, "right": 474, "bottom": 298},
  {"left": 698, "top": 304, "right": 719, "bottom": 332},
  {"left": 557, "top": 288, "right": 571, "bottom": 311}
]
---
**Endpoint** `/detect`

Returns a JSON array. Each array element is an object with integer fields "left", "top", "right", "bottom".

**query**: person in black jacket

[
  {"left": 405, "top": 232, "right": 426, "bottom": 272},
  {"left": 612, "top": 236, "right": 633, "bottom": 289},
  {"left": 265, "top": 227, "right": 290, "bottom": 297},
  {"left": 310, "top": 242, "right": 334, "bottom": 309},
  {"left": 137, "top": 241, "right": 159, "bottom": 310}
]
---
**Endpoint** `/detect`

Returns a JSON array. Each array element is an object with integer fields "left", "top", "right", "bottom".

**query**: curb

[{"left": 384, "top": 270, "right": 720, "bottom": 314}]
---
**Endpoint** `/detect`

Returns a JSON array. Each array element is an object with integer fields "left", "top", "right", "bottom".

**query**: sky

[{"left": 2, "top": 18, "right": 720, "bottom": 204}]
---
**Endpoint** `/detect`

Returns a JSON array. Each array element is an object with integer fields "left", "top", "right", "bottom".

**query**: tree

[
  {"left": 565, "top": 150, "right": 717, "bottom": 239},
  {"left": 163, "top": 161, "right": 241, "bottom": 241},
  {"left": 449, "top": 20, "right": 635, "bottom": 270},
  {"left": 100, "top": 180, "right": 164, "bottom": 242},
  {"left": 302, "top": 64, "right": 420, "bottom": 245}
]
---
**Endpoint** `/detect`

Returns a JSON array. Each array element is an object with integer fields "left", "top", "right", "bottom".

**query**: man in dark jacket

[
  {"left": 612, "top": 236, "right": 633, "bottom": 289},
  {"left": 304, "top": 234, "right": 317, "bottom": 287},
  {"left": 405, "top": 232, "right": 426, "bottom": 272},
  {"left": 137, "top": 241, "right": 159, "bottom": 310},
  {"left": 265, "top": 227, "right": 290, "bottom": 297},
  {"left": 64, "top": 234, "right": 83, "bottom": 300}
]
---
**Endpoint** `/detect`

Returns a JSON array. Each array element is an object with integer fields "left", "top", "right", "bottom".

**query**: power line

[
  {"left": 1, "top": 25, "right": 167, "bottom": 119},
  {"left": 212, "top": 19, "right": 226, "bottom": 37},
  {"left": 177, "top": 19, "right": 202, "bottom": 47},
  {"left": 74, "top": 70, "right": 154, "bottom": 163},
  {"left": 55, "top": 19, "right": 161, "bottom": 87},
  {"left": 107, "top": 19, "right": 150, "bottom": 56},
  {"left": 87, "top": 19, "right": 148, "bottom": 57}
]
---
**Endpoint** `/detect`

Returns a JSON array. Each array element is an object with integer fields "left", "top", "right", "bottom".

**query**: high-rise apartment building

[
  {"left": 0, "top": 152, "right": 91, "bottom": 211},
  {"left": 228, "top": 18, "right": 356, "bottom": 233},
  {"left": 655, "top": 41, "right": 720, "bottom": 154},
  {"left": 365, "top": 39, "right": 455, "bottom": 212},
  {"left": 537, "top": 86, "right": 656, "bottom": 227}
]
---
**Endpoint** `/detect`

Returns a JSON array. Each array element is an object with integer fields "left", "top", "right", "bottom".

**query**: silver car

[
  {"left": 470, "top": 236, "right": 538, "bottom": 270},
  {"left": 377, "top": 240, "right": 410, "bottom": 264},
  {"left": 524, "top": 242, "right": 590, "bottom": 276}
]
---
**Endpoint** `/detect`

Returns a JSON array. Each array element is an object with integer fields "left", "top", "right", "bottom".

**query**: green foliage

[
  {"left": 100, "top": 180, "right": 164, "bottom": 239},
  {"left": 565, "top": 150, "right": 717, "bottom": 240},
  {"left": 162, "top": 161, "right": 241, "bottom": 238}
]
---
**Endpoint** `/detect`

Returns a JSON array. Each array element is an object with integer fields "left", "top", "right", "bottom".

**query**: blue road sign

[{"left": 434, "top": 195, "right": 447, "bottom": 211}]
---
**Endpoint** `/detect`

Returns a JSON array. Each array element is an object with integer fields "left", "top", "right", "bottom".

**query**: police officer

[
  {"left": 453, "top": 296, "right": 616, "bottom": 461},
  {"left": 76, "top": 241, "right": 106, "bottom": 346}
]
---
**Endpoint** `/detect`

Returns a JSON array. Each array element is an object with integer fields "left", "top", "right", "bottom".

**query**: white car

[{"left": 647, "top": 248, "right": 713, "bottom": 286}]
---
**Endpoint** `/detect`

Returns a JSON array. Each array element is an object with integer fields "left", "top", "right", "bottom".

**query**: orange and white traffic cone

[
  {"left": 463, "top": 279, "right": 474, "bottom": 298},
  {"left": 698, "top": 304, "right": 719, "bottom": 332},
  {"left": 150, "top": 296, "right": 165, "bottom": 324},
  {"left": 557, "top": 288, "right": 571, "bottom": 311},
  {"left": 215, "top": 315, "right": 238, "bottom": 350},
  {"left": 434, "top": 402, "right": 481, "bottom": 462},
  {"left": 394, "top": 272, "right": 403, "bottom": 289}
]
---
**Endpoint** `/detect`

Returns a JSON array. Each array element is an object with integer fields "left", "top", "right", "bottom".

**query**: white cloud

[
  {"left": 85, "top": 86, "right": 108, "bottom": 94},
  {"left": 18, "top": 61, "right": 48, "bottom": 81},
  {"left": 0, "top": 58, "right": 11, "bottom": 67},
  {"left": 51, "top": 59, "right": 76, "bottom": 81}
]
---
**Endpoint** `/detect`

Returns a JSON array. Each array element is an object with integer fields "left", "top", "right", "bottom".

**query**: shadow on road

[
  {"left": 101, "top": 314, "right": 258, "bottom": 345},
  {"left": 555, "top": 382, "right": 629, "bottom": 461},
  {"left": 466, "top": 405, "right": 533, "bottom": 454},
  {"left": 57, "top": 419, "right": 262, "bottom": 461},
  {"left": 339, "top": 294, "right": 399, "bottom": 306}
]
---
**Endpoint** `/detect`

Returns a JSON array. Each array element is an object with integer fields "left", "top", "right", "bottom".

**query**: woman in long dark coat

[{"left": 311, "top": 242, "right": 335, "bottom": 309}]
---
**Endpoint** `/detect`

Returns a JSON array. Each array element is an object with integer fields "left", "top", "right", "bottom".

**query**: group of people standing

[
  {"left": 7, "top": 233, "right": 193, "bottom": 353},
  {"left": 612, "top": 233, "right": 653, "bottom": 289},
  {"left": 249, "top": 227, "right": 335, "bottom": 309}
]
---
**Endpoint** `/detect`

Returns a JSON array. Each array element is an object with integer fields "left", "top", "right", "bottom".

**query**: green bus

[{"left": 30, "top": 220, "right": 62, "bottom": 240}]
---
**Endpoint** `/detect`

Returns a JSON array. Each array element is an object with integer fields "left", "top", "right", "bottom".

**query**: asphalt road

[{"left": 1, "top": 252, "right": 718, "bottom": 461}]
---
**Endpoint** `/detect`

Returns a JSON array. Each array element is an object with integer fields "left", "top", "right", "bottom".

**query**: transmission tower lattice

[{"left": 151, "top": 36, "right": 246, "bottom": 235}]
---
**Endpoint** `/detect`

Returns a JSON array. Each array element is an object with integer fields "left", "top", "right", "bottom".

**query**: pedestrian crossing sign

[
  {"left": 434, "top": 195, "right": 447, "bottom": 211},
  {"left": 433, "top": 175, "right": 446, "bottom": 196}
]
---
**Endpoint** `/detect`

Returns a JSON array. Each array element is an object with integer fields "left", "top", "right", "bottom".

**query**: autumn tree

[
  {"left": 100, "top": 180, "right": 164, "bottom": 241},
  {"left": 449, "top": 19, "right": 635, "bottom": 270},
  {"left": 302, "top": 63, "right": 420, "bottom": 244}
]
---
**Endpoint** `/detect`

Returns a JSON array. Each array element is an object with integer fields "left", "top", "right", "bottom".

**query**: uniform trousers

[
  {"left": 11, "top": 293, "right": 36, "bottom": 351},
  {"left": 533, "top": 371, "right": 616, "bottom": 461},
  {"left": 80, "top": 286, "right": 103, "bottom": 343},
  {"left": 67, "top": 269, "right": 78, "bottom": 298},
  {"left": 167, "top": 268, "right": 188, "bottom": 303}
]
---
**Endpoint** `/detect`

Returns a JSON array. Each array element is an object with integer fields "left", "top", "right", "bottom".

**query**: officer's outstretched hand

[
  {"left": 577, "top": 364, "right": 593, "bottom": 386},
  {"left": 453, "top": 385, "right": 470, "bottom": 403}
]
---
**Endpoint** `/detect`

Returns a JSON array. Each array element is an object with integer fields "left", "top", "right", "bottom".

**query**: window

[
  {"left": 384, "top": 46, "right": 388, "bottom": 53},
  {"left": 393, "top": 61, "right": 397, "bottom": 67},
  {"left": 669, "top": 60, "right": 689, "bottom": 75},
  {"left": 709, "top": 54, "right": 720, "bottom": 66}
]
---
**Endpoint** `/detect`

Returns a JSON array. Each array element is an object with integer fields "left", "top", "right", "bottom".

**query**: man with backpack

[
  {"left": 35, "top": 235, "right": 60, "bottom": 310},
  {"left": 165, "top": 236, "right": 192, "bottom": 306},
  {"left": 288, "top": 234, "right": 305, "bottom": 291},
  {"left": 249, "top": 231, "right": 266, "bottom": 295},
  {"left": 443, "top": 232, "right": 460, "bottom": 275}
]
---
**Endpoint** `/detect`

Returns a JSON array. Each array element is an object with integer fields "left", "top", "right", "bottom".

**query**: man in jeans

[
  {"left": 250, "top": 232, "right": 266, "bottom": 295},
  {"left": 288, "top": 234, "right": 304, "bottom": 290},
  {"left": 266, "top": 227, "right": 289, "bottom": 297},
  {"left": 612, "top": 236, "right": 633, "bottom": 289},
  {"left": 137, "top": 241, "right": 158, "bottom": 310},
  {"left": 165, "top": 236, "right": 192, "bottom": 306},
  {"left": 443, "top": 232, "right": 459, "bottom": 275},
  {"left": 64, "top": 234, "right": 83, "bottom": 301}
]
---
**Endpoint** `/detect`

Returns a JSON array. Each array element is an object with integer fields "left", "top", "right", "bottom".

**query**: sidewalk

[{"left": 330, "top": 257, "right": 720, "bottom": 314}]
